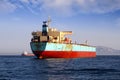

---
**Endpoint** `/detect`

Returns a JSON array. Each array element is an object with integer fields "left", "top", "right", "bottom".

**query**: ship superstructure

[{"left": 31, "top": 21, "right": 72, "bottom": 43}]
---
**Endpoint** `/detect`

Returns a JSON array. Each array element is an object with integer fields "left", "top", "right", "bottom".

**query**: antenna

[
  {"left": 85, "top": 40, "right": 88, "bottom": 45},
  {"left": 47, "top": 16, "right": 51, "bottom": 27}
]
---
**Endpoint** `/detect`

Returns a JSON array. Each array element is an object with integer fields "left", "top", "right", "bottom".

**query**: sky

[{"left": 0, "top": 0, "right": 120, "bottom": 55}]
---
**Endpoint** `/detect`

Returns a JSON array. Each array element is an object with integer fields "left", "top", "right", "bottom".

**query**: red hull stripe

[{"left": 33, "top": 51, "right": 96, "bottom": 58}]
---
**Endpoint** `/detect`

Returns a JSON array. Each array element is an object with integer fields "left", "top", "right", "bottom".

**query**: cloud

[
  {"left": 25, "top": 0, "right": 120, "bottom": 14},
  {"left": 76, "top": 0, "right": 120, "bottom": 13},
  {"left": 1, "top": 0, "right": 120, "bottom": 15},
  {"left": 41, "top": 0, "right": 120, "bottom": 14},
  {"left": 0, "top": 0, "right": 16, "bottom": 13},
  {"left": 20, "top": 0, "right": 29, "bottom": 3}
]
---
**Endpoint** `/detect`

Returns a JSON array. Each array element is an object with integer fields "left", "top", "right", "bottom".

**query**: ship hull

[
  {"left": 30, "top": 42, "right": 96, "bottom": 59},
  {"left": 33, "top": 51, "right": 96, "bottom": 59}
]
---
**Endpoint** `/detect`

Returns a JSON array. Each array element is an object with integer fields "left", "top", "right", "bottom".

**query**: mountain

[{"left": 96, "top": 46, "right": 120, "bottom": 55}]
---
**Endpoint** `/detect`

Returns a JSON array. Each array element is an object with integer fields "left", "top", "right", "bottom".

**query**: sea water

[{"left": 0, "top": 55, "right": 120, "bottom": 80}]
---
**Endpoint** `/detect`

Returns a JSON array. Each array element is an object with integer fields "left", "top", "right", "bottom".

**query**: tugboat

[
  {"left": 30, "top": 19, "right": 96, "bottom": 59},
  {"left": 21, "top": 51, "right": 34, "bottom": 56}
]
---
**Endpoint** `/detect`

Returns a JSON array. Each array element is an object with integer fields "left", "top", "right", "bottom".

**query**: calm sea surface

[{"left": 0, "top": 55, "right": 120, "bottom": 80}]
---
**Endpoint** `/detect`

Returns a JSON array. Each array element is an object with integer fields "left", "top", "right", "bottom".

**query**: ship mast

[{"left": 47, "top": 16, "right": 51, "bottom": 27}]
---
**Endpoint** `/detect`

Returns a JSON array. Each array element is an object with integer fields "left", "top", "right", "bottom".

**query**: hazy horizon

[{"left": 0, "top": 0, "right": 120, "bottom": 54}]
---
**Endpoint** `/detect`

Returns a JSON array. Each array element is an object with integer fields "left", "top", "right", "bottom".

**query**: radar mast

[{"left": 47, "top": 16, "right": 51, "bottom": 27}]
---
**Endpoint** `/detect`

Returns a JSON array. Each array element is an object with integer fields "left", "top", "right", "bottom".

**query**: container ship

[{"left": 30, "top": 19, "right": 96, "bottom": 59}]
